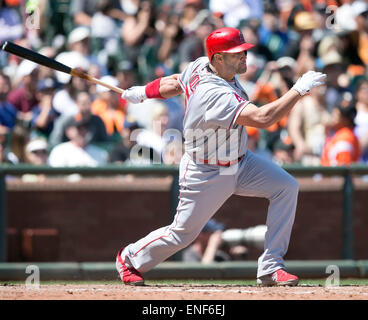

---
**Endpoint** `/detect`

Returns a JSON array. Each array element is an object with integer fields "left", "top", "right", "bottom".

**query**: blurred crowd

[{"left": 0, "top": 0, "right": 368, "bottom": 169}]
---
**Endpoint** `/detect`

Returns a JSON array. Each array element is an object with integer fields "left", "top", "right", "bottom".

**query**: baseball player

[{"left": 116, "top": 27, "right": 326, "bottom": 286}]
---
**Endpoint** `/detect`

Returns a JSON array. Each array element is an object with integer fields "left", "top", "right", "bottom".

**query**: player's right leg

[
  {"left": 116, "top": 153, "right": 235, "bottom": 285},
  {"left": 235, "top": 150, "right": 299, "bottom": 286}
]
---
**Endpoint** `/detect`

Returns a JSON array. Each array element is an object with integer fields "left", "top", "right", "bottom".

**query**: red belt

[{"left": 200, "top": 155, "right": 244, "bottom": 167}]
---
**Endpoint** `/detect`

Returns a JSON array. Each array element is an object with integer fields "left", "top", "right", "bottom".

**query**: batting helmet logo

[{"left": 206, "top": 27, "right": 254, "bottom": 61}]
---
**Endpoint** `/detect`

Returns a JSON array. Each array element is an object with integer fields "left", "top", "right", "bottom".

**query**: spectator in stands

[
  {"left": 288, "top": 85, "right": 331, "bottom": 165},
  {"left": 68, "top": 26, "right": 106, "bottom": 73},
  {"left": 257, "top": 3, "right": 288, "bottom": 60},
  {"left": 7, "top": 60, "right": 39, "bottom": 125},
  {"left": 181, "top": 218, "right": 251, "bottom": 263},
  {"left": 272, "top": 135, "right": 295, "bottom": 166},
  {"left": 354, "top": 78, "right": 368, "bottom": 162},
  {"left": 24, "top": 137, "right": 49, "bottom": 166},
  {"left": 178, "top": 14, "right": 214, "bottom": 72},
  {"left": 116, "top": 67, "right": 137, "bottom": 112},
  {"left": 48, "top": 117, "right": 108, "bottom": 167},
  {"left": 0, "top": 72, "right": 17, "bottom": 133},
  {"left": 181, "top": 218, "right": 230, "bottom": 263},
  {"left": 86, "top": 63, "right": 102, "bottom": 99},
  {"left": 70, "top": 0, "right": 99, "bottom": 27},
  {"left": 0, "top": 131, "right": 6, "bottom": 163},
  {"left": 354, "top": 1, "right": 368, "bottom": 66},
  {"left": 157, "top": 11, "right": 184, "bottom": 71},
  {"left": 179, "top": 0, "right": 204, "bottom": 34},
  {"left": 245, "top": 126, "right": 272, "bottom": 160},
  {"left": 49, "top": 91, "right": 108, "bottom": 147},
  {"left": 92, "top": 75, "right": 125, "bottom": 139},
  {"left": 30, "top": 77, "right": 60, "bottom": 139},
  {"left": 90, "top": 0, "right": 121, "bottom": 71},
  {"left": 209, "top": 0, "right": 263, "bottom": 28},
  {"left": 42, "top": 1, "right": 74, "bottom": 44},
  {"left": 0, "top": 130, "right": 14, "bottom": 164},
  {"left": 37, "top": 47, "right": 59, "bottom": 80},
  {"left": 292, "top": 11, "right": 318, "bottom": 77},
  {"left": 53, "top": 63, "right": 91, "bottom": 118},
  {"left": 108, "top": 115, "right": 141, "bottom": 164},
  {"left": 134, "top": 102, "right": 175, "bottom": 163},
  {"left": 54, "top": 25, "right": 107, "bottom": 80},
  {"left": 252, "top": 57, "right": 295, "bottom": 154},
  {"left": 0, "top": 0, "right": 23, "bottom": 44},
  {"left": 246, "top": 126, "right": 259, "bottom": 153},
  {"left": 240, "top": 22, "right": 273, "bottom": 64},
  {"left": 22, "top": 137, "right": 49, "bottom": 181},
  {"left": 8, "top": 120, "right": 29, "bottom": 164},
  {"left": 121, "top": 0, "right": 156, "bottom": 71},
  {"left": 1, "top": 0, "right": 368, "bottom": 169},
  {"left": 321, "top": 99, "right": 360, "bottom": 166},
  {"left": 70, "top": 0, "right": 126, "bottom": 28},
  {"left": 318, "top": 36, "right": 348, "bottom": 113},
  {"left": 237, "top": 51, "right": 264, "bottom": 99}
]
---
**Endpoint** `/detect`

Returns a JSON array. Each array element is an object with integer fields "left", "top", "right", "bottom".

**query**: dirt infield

[{"left": 1, "top": 283, "right": 368, "bottom": 300}]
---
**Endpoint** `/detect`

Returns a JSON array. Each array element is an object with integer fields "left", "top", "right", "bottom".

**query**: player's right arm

[
  {"left": 235, "top": 71, "right": 326, "bottom": 129},
  {"left": 159, "top": 74, "right": 183, "bottom": 98},
  {"left": 121, "top": 74, "right": 183, "bottom": 103},
  {"left": 121, "top": 58, "right": 206, "bottom": 103}
]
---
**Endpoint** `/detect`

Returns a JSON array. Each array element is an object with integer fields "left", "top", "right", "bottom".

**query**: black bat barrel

[{"left": 1, "top": 41, "right": 72, "bottom": 74}]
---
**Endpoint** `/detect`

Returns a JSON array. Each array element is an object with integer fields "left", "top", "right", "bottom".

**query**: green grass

[{"left": 2, "top": 279, "right": 368, "bottom": 286}]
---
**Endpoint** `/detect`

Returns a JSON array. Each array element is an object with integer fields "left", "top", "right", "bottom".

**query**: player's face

[{"left": 222, "top": 51, "right": 248, "bottom": 74}]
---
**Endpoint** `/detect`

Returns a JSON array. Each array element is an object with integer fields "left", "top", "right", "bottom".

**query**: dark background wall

[{"left": 5, "top": 177, "right": 368, "bottom": 262}]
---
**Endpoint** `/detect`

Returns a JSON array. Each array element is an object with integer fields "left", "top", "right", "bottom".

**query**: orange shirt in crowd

[
  {"left": 321, "top": 127, "right": 360, "bottom": 166},
  {"left": 91, "top": 99, "right": 126, "bottom": 136},
  {"left": 358, "top": 32, "right": 368, "bottom": 66}
]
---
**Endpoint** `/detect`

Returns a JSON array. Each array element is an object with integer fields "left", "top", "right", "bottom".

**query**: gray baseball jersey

[
  {"left": 178, "top": 57, "right": 251, "bottom": 163},
  {"left": 118, "top": 56, "right": 299, "bottom": 280}
]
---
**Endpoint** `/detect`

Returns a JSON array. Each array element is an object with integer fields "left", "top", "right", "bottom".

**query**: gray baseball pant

[{"left": 120, "top": 150, "right": 299, "bottom": 278}]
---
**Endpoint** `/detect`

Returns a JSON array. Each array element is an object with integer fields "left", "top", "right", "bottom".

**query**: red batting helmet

[{"left": 206, "top": 27, "right": 254, "bottom": 61}]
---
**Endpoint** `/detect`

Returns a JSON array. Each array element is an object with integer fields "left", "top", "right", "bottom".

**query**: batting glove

[
  {"left": 121, "top": 86, "right": 147, "bottom": 104},
  {"left": 292, "top": 71, "right": 327, "bottom": 96}
]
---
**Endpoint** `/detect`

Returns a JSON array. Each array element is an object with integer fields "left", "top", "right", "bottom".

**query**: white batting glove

[
  {"left": 292, "top": 71, "right": 327, "bottom": 96},
  {"left": 121, "top": 86, "right": 147, "bottom": 104}
]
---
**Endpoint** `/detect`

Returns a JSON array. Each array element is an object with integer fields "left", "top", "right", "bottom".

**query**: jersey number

[{"left": 189, "top": 74, "right": 200, "bottom": 93}]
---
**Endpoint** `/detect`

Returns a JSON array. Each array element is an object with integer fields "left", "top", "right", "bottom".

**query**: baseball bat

[{"left": 1, "top": 41, "right": 125, "bottom": 94}]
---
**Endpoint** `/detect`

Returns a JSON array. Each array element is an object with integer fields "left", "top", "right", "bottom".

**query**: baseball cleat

[
  {"left": 116, "top": 249, "right": 145, "bottom": 286},
  {"left": 257, "top": 269, "right": 299, "bottom": 287}
]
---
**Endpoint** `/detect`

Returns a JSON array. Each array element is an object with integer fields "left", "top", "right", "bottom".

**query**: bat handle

[{"left": 70, "top": 69, "right": 125, "bottom": 95}]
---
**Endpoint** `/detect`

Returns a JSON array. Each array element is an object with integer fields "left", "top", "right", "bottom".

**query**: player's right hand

[
  {"left": 121, "top": 86, "right": 147, "bottom": 104},
  {"left": 292, "top": 71, "right": 327, "bottom": 96}
]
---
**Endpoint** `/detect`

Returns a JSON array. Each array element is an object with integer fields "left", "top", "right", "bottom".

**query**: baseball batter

[{"left": 116, "top": 27, "right": 326, "bottom": 286}]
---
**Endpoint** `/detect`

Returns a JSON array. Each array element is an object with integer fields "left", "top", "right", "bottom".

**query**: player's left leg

[
  {"left": 234, "top": 150, "right": 299, "bottom": 282},
  {"left": 117, "top": 153, "right": 236, "bottom": 285}
]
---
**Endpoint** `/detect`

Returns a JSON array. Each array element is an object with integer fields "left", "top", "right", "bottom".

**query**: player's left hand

[
  {"left": 292, "top": 71, "right": 327, "bottom": 96},
  {"left": 121, "top": 86, "right": 147, "bottom": 104}
]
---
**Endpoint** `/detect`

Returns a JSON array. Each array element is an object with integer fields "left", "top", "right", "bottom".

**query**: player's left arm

[
  {"left": 235, "top": 71, "right": 326, "bottom": 129},
  {"left": 235, "top": 90, "right": 301, "bottom": 128},
  {"left": 121, "top": 74, "right": 183, "bottom": 103}
]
